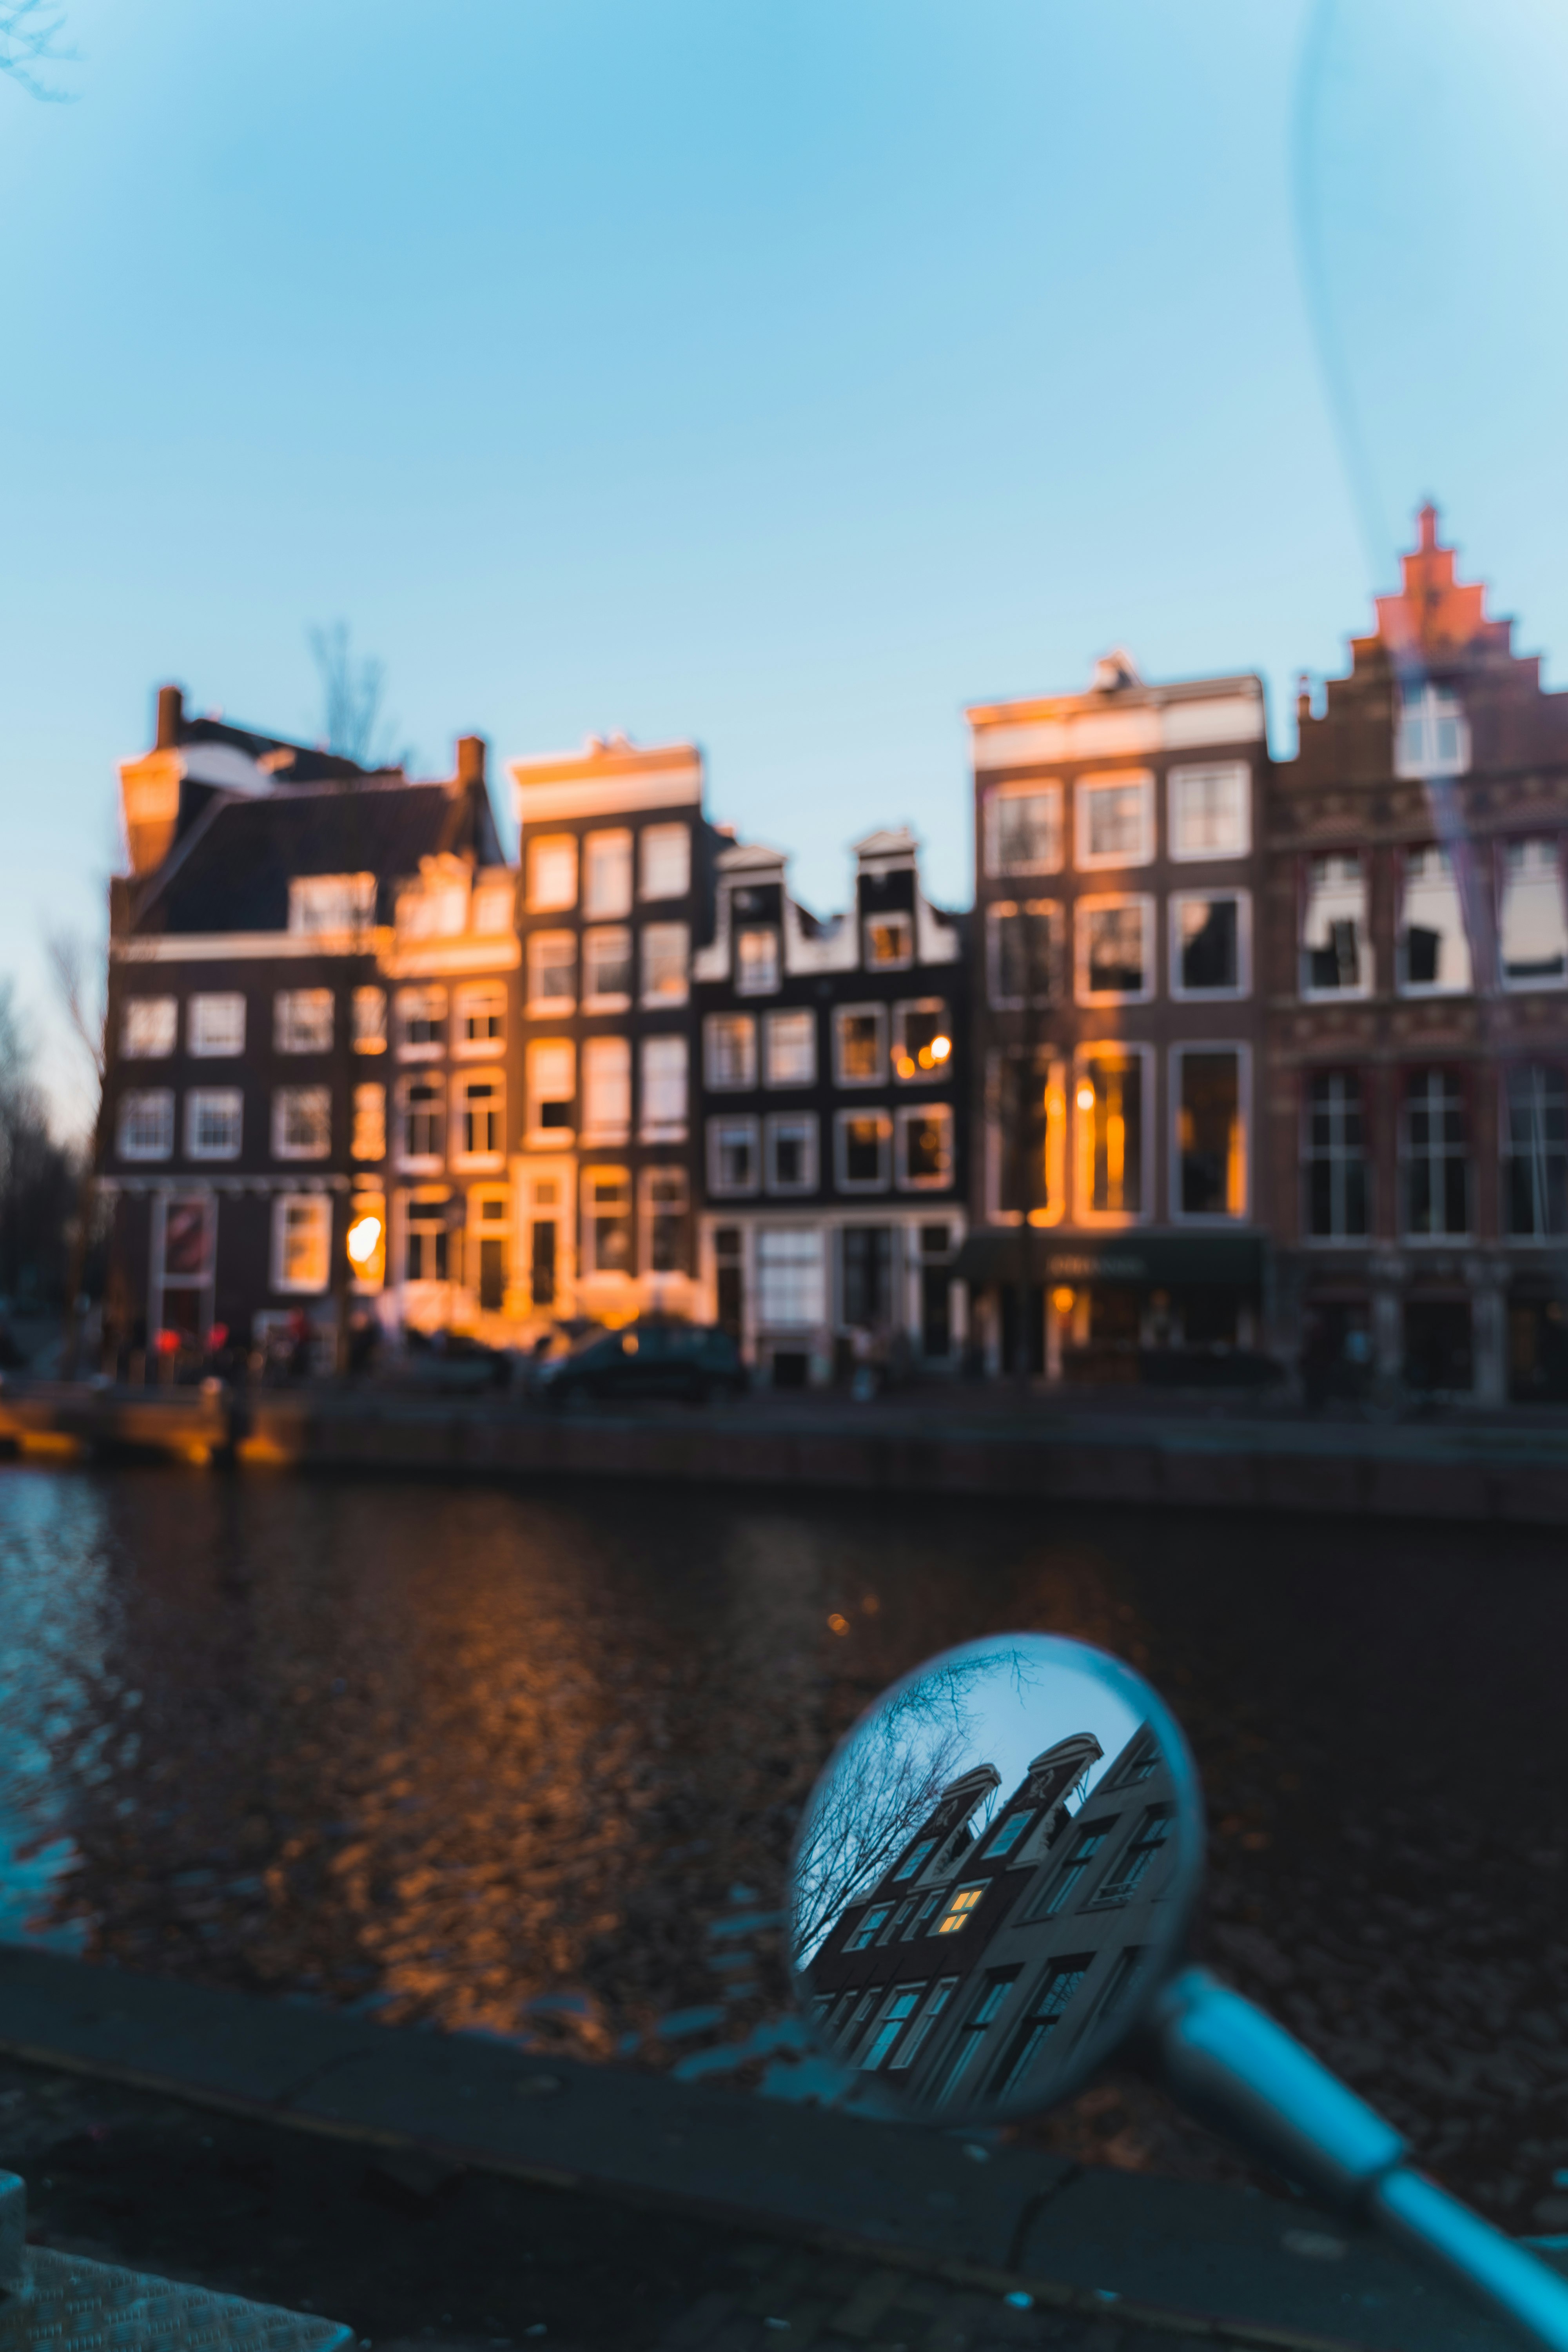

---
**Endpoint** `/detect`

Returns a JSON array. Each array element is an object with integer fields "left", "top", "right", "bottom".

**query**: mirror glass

[{"left": 789, "top": 1632, "right": 1203, "bottom": 2127}]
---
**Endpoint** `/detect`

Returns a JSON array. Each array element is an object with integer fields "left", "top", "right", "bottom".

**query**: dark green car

[{"left": 534, "top": 1320, "right": 745, "bottom": 1408}]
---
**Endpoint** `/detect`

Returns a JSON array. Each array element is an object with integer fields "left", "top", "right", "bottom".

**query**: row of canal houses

[{"left": 99, "top": 512, "right": 1568, "bottom": 1400}]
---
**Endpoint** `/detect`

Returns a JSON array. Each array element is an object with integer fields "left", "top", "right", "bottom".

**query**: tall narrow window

[
  {"left": 583, "top": 1168, "right": 632, "bottom": 1274},
  {"left": 764, "top": 1009, "right": 816, "bottom": 1087},
  {"left": 834, "top": 1007, "right": 886, "bottom": 1087},
  {"left": 985, "top": 783, "right": 1062, "bottom": 877},
  {"left": 1399, "top": 847, "right": 1472, "bottom": 993},
  {"left": 990, "top": 1961, "right": 1090, "bottom": 2100},
  {"left": 708, "top": 1116, "right": 759, "bottom": 1198},
  {"left": 841, "top": 1224, "right": 893, "bottom": 1329},
  {"left": 275, "top": 989, "right": 334, "bottom": 1054},
  {"left": 1396, "top": 682, "right": 1468, "bottom": 778},
  {"left": 1404, "top": 1070, "right": 1469, "bottom": 1238},
  {"left": 1029, "top": 1822, "right": 1114, "bottom": 1919},
  {"left": 403, "top": 1200, "right": 448, "bottom": 1283},
  {"left": 526, "top": 1040, "right": 574, "bottom": 1138},
  {"left": 1078, "top": 1050, "right": 1144, "bottom": 1219},
  {"left": 274, "top": 1197, "right": 332, "bottom": 1293},
  {"left": 122, "top": 998, "right": 177, "bottom": 1059},
  {"left": 352, "top": 988, "right": 387, "bottom": 1054},
  {"left": 457, "top": 1075, "right": 503, "bottom": 1160},
  {"left": 185, "top": 1089, "right": 243, "bottom": 1160},
  {"left": 1501, "top": 840, "right": 1568, "bottom": 986},
  {"left": 1175, "top": 1049, "right": 1245, "bottom": 1219},
  {"left": 896, "top": 1105, "right": 953, "bottom": 1191},
  {"left": 888, "top": 1977, "right": 958, "bottom": 2072},
  {"left": 640, "top": 1034, "right": 688, "bottom": 1140},
  {"left": 528, "top": 931, "right": 577, "bottom": 1012},
  {"left": 581, "top": 1036, "right": 631, "bottom": 1141},
  {"left": 1091, "top": 1807, "right": 1173, "bottom": 1907},
  {"left": 992, "top": 1051, "right": 1066, "bottom": 1225},
  {"left": 117, "top": 1089, "right": 174, "bottom": 1159},
  {"left": 988, "top": 902, "right": 1061, "bottom": 1007},
  {"left": 583, "top": 927, "right": 633, "bottom": 1009},
  {"left": 640, "top": 823, "right": 690, "bottom": 901},
  {"left": 1076, "top": 774, "right": 1153, "bottom": 869},
  {"left": 860, "top": 1987, "right": 924, "bottom": 2072},
  {"left": 1078, "top": 899, "right": 1152, "bottom": 1002},
  {"left": 455, "top": 983, "right": 506, "bottom": 1050},
  {"left": 189, "top": 994, "right": 246, "bottom": 1057},
  {"left": 1302, "top": 856, "right": 1367, "bottom": 995},
  {"left": 864, "top": 914, "right": 913, "bottom": 970},
  {"left": 893, "top": 1002, "right": 953, "bottom": 1082},
  {"left": 399, "top": 1076, "right": 444, "bottom": 1165},
  {"left": 1172, "top": 895, "right": 1244, "bottom": 996},
  {"left": 583, "top": 829, "right": 633, "bottom": 918},
  {"left": 272, "top": 1085, "right": 331, "bottom": 1160},
  {"left": 527, "top": 833, "right": 578, "bottom": 912},
  {"left": 351, "top": 1083, "right": 386, "bottom": 1162},
  {"left": 643, "top": 1166, "right": 689, "bottom": 1275},
  {"left": 736, "top": 927, "right": 781, "bottom": 993},
  {"left": 933, "top": 1970, "right": 1020, "bottom": 2108},
  {"left": 1504, "top": 1066, "right": 1568, "bottom": 1238},
  {"left": 641, "top": 922, "right": 690, "bottom": 1006},
  {"left": 764, "top": 1114, "right": 818, "bottom": 1195},
  {"left": 1305, "top": 1073, "right": 1369, "bottom": 1239},
  {"left": 705, "top": 1014, "right": 757, "bottom": 1090},
  {"left": 837, "top": 1111, "right": 892, "bottom": 1191},
  {"left": 1169, "top": 763, "right": 1249, "bottom": 859},
  {"left": 396, "top": 986, "right": 447, "bottom": 1054},
  {"left": 756, "top": 1227, "right": 825, "bottom": 1327}
]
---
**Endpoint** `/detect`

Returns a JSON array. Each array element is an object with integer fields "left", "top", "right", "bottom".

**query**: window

[
  {"left": 737, "top": 926, "right": 781, "bottom": 994},
  {"left": 756, "top": 1226, "right": 825, "bottom": 1326},
  {"left": 289, "top": 873, "right": 375, "bottom": 935},
  {"left": 933, "top": 1970, "right": 1020, "bottom": 2107},
  {"left": 641, "top": 822, "right": 691, "bottom": 902},
  {"left": 122, "top": 997, "right": 177, "bottom": 1059},
  {"left": 848, "top": 1905, "right": 893, "bottom": 1953},
  {"left": 1077, "top": 1048, "right": 1146, "bottom": 1220},
  {"left": 902, "top": 1891, "right": 944, "bottom": 1940},
  {"left": 991, "top": 1961, "right": 1090, "bottom": 2100},
  {"left": 117, "top": 1089, "right": 174, "bottom": 1159},
  {"left": 582, "top": 1036, "right": 631, "bottom": 1141},
  {"left": 1306, "top": 1074, "right": 1369, "bottom": 1239},
  {"left": 397, "top": 872, "right": 467, "bottom": 939},
  {"left": 189, "top": 994, "right": 245, "bottom": 1056},
  {"left": 455, "top": 984, "right": 506, "bottom": 1052},
  {"left": 705, "top": 1013, "right": 757, "bottom": 1090},
  {"left": 1174, "top": 1049, "right": 1246, "bottom": 1219},
  {"left": 1169, "top": 763, "right": 1249, "bottom": 860},
  {"left": 1501, "top": 840, "right": 1568, "bottom": 986},
  {"left": 584, "top": 828, "right": 633, "bottom": 918},
  {"left": 640, "top": 1034, "right": 689, "bottom": 1140},
  {"left": 641, "top": 922, "right": 690, "bottom": 1006},
  {"left": 708, "top": 1116, "right": 760, "bottom": 1197},
  {"left": 472, "top": 883, "right": 513, "bottom": 935},
  {"left": 1399, "top": 848, "right": 1472, "bottom": 993},
  {"left": 864, "top": 913, "right": 913, "bottom": 970},
  {"left": 860, "top": 1986, "right": 924, "bottom": 2072},
  {"left": 352, "top": 1083, "right": 386, "bottom": 1162},
  {"left": 272, "top": 1085, "right": 330, "bottom": 1160},
  {"left": 1504, "top": 1067, "right": 1568, "bottom": 1239},
  {"left": 1030, "top": 1823, "right": 1112, "bottom": 1919},
  {"left": 403, "top": 1199, "right": 448, "bottom": 1283},
  {"left": 473, "top": 1194, "right": 510, "bottom": 1310},
  {"left": 1171, "top": 895, "right": 1246, "bottom": 996},
  {"left": 1078, "top": 898, "right": 1153, "bottom": 1002},
  {"left": 1076, "top": 772, "right": 1153, "bottom": 869},
  {"left": 185, "top": 1089, "right": 242, "bottom": 1160},
  {"left": 896, "top": 1105, "right": 953, "bottom": 1191},
  {"left": 765, "top": 1113, "right": 818, "bottom": 1195},
  {"left": 1396, "top": 682, "right": 1468, "bottom": 779},
  {"left": 643, "top": 1166, "right": 689, "bottom": 1275},
  {"left": 528, "top": 931, "right": 577, "bottom": 1013},
  {"left": 990, "top": 1051, "right": 1067, "bottom": 1225},
  {"left": 892, "top": 1840, "right": 935, "bottom": 1883},
  {"left": 583, "top": 927, "right": 633, "bottom": 1009},
  {"left": 272, "top": 1196, "right": 332, "bottom": 1293},
  {"left": 275, "top": 989, "right": 334, "bottom": 1054},
  {"left": 834, "top": 1006, "right": 886, "bottom": 1087},
  {"left": 527, "top": 833, "right": 577, "bottom": 911},
  {"left": 457, "top": 1074, "right": 503, "bottom": 1160},
  {"left": 987, "top": 902, "right": 1062, "bottom": 1008},
  {"left": 764, "top": 1009, "right": 816, "bottom": 1087},
  {"left": 1091, "top": 1806, "right": 1173, "bottom": 1906},
  {"left": 841, "top": 1225, "right": 893, "bottom": 1328},
  {"left": 1404, "top": 1070, "right": 1469, "bottom": 1238},
  {"left": 399, "top": 1074, "right": 445, "bottom": 1164},
  {"left": 526, "top": 1040, "right": 575, "bottom": 1139},
  {"left": 933, "top": 1884, "right": 984, "bottom": 1936},
  {"left": 1302, "top": 856, "right": 1368, "bottom": 995},
  {"left": 395, "top": 986, "right": 448, "bottom": 1055},
  {"left": 889, "top": 1976, "right": 958, "bottom": 2071},
  {"left": 352, "top": 987, "right": 387, "bottom": 1054},
  {"left": 893, "top": 1001, "right": 953, "bottom": 1082},
  {"left": 984, "top": 1810, "right": 1036, "bottom": 1860},
  {"left": 582, "top": 1167, "right": 632, "bottom": 1274},
  {"left": 985, "top": 782, "right": 1062, "bottom": 877},
  {"left": 837, "top": 1111, "right": 892, "bottom": 1192}
]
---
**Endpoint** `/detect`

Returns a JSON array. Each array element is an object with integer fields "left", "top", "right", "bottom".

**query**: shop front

[{"left": 953, "top": 1230, "right": 1270, "bottom": 1386}]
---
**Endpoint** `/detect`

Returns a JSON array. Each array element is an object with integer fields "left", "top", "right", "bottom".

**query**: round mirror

[{"left": 789, "top": 1632, "right": 1203, "bottom": 2127}]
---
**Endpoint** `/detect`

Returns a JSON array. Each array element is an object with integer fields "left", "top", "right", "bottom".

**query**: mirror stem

[{"left": 1150, "top": 1969, "right": 1568, "bottom": 2352}]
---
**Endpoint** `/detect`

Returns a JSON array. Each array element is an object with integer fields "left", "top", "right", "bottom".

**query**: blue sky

[{"left": 4, "top": 0, "right": 1566, "bottom": 1129}]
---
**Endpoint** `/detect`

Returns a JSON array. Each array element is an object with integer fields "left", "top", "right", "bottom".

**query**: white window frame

[
  {"left": 755, "top": 1225, "right": 826, "bottom": 1330},
  {"left": 393, "top": 985, "right": 449, "bottom": 1059},
  {"left": 525, "top": 1039, "right": 575, "bottom": 1147},
  {"left": 1301, "top": 855, "right": 1372, "bottom": 1002},
  {"left": 862, "top": 912, "right": 915, "bottom": 972},
  {"left": 272, "top": 1084, "right": 332, "bottom": 1161},
  {"left": 397, "top": 1072, "right": 446, "bottom": 1171},
  {"left": 707, "top": 1113, "right": 761, "bottom": 1199},
  {"left": 641, "top": 921, "right": 690, "bottom": 1008},
  {"left": 454, "top": 1069, "right": 506, "bottom": 1169},
  {"left": 891, "top": 998, "right": 953, "bottom": 1084},
  {"left": 1074, "top": 771, "right": 1154, "bottom": 872},
  {"left": 526, "top": 832, "right": 579, "bottom": 913},
  {"left": 117, "top": 1087, "right": 174, "bottom": 1160},
  {"left": 1167, "top": 763, "right": 1250, "bottom": 862},
  {"left": 121, "top": 996, "right": 178, "bottom": 1060},
  {"left": 835, "top": 1107, "right": 893, "bottom": 1194},
  {"left": 641, "top": 1163, "right": 690, "bottom": 1277},
  {"left": 1076, "top": 894, "right": 1156, "bottom": 1007},
  {"left": 1169, "top": 1042, "right": 1251, "bottom": 1225},
  {"left": 1073, "top": 1043, "right": 1153, "bottom": 1228},
  {"left": 352, "top": 987, "right": 388, "bottom": 1055},
  {"left": 984, "top": 1047, "right": 1067, "bottom": 1229},
  {"left": 764, "top": 1112, "right": 819, "bottom": 1196},
  {"left": 984, "top": 780, "right": 1063, "bottom": 878},
  {"left": 640, "top": 822, "right": 691, "bottom": 903},
  {"left": 895, "top": 1102, "right": 954, "bottom": 1193},
  {"left": 454, "top": 982, "right": 507, "bottom": 1056},
  {"left": 986, "top": 900, "right": 1063, "bottom": 1011},
  {"left": 1396, "top": 682, "right": 1470, "bottom": 780},
  {"left": 271, "top": 1194, "right": 332, "bottom": 1295},
  {"left": 1303, "top": 1070, "right": 1370, "bottom": 1245},
  {"left": 185, "top": 1087, "right": 243, "bottom": 1161},
  {"left": 736, "top": 926, "right": 782, "bottom": 996},
  {"left": 639, "top": 1033, "right": 689, "bottom": 1143},
  {"left": 583, "top": 828, "right": 634, "bottom": 920},
  {"left": 1396, "top": 846, "right": 1473, "bottom": 998},
  {"left": 188, "top": 993, "right": 246, "bottom": 1058},
  {"left": 704, "top": 1012, "right": 758, "bottom": 1091},
  {"left": 582, "top": 925, "right": 633, "bottom": 1014},
  {"left": 351, "top": 1081, "right": 386, "bottom": 1163},
  {"left": 288, "top": 872, "right": 376, "bottom": 937},
  {"left": 1169, "top": 890, "right": 1251, "bottom": 1002},
  {"left": 274, "top": 988, "right": 334, "bottom": 1055},
  {"left": 764, "top": 1009, "right": 817, "bottom": 1089},
  {"left": 581, "top": 1034, "right": 632, "bottom": 1146},
  {"left": 1498, "top": 839, "right": 1568, "bottom": 994},
  {"left": 1401, "top": 1067, "right": 1472, "bottom": 1243},
  {"left": 580, "top": 1163, "right": 634, "bottom": 1279},
  {"left": 833, "top": 1003, "right": 887, "bottom": 1089},
  {"left": 527, "top": 929, "right": 577, "bottom": 1015}
]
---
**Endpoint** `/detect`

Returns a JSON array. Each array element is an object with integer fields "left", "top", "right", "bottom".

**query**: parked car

[
  {"left": 534, "top": 1320, "right": 744, "bottom": 1408},
  {"left": 404, "top": 1328, "right": 513, "bottom": 1393}
]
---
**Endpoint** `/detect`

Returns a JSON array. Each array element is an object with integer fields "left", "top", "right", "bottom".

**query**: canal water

[{"left": 1, "top": 1462, "right": 1566, "bottom": 2225}]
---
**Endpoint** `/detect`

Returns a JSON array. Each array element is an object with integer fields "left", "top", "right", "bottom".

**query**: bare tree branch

[
  {"left": 45, "top": 927, "right": 104, "bottom": 1085},
  {"left": 0, "top": 0, "right": 77, "bottom": 101},
  {"left": 309, "top": 621, "right": 413, "bottom": 771}
]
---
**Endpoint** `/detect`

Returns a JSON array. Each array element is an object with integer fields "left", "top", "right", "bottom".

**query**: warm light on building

[{"left": 347, "top": 1214, "right": 383, "bottom": 1266}]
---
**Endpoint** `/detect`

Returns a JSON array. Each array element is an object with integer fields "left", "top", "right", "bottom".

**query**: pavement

[{"left": 0, "top": 1941, "right": 1550, "bottom": 2351}]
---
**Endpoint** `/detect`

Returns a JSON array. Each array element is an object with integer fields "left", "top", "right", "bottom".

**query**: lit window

[
  {"left": 272, "top": 1195, "right": 332, "bottom": 1294},
  {"left": 643, "top": 1165, "right": 689, "bottom": 1275},
  {"left": 1404, "top": 1071, "right": 1469, "bottom": 1238},
  {"left": 584, "top": 829, "right": 633, "bottom": 918},
  {"left": 456, "top": 983, "right": 506, "bottom": 1050},
  {"left": 755, "top": 1226, "right": 824, "bottom": 1326},
  {"left": 737, "top": 926, "right": 780, "bottom": 994},
  {"left": 395, "top": 985, "right": 448, "bottom": 1055},
  {"left": 274, "top": 990, "right": 334, "bottom": 1055},
  {"left": 1169, "top": 764, "right": 1249, "bottom": 860},
  {"left": 985, "top": 784, "right": 1062, "bottom": 877},
  {"left": 893, "top": 1002, "right": 952, "bottom": 1082},
  {"left": 403, "top": 1200, "right": 448, "bottom": 1283},
  {"left": 1501, "top": 840, "right": 1568, "bottom": 987},
  {"left": 397, "top": 873, "right": 467, "bottom": 938},
  {"left": 583, "top": 926, "right": 633, "bottom": 1008},
  {"left": 764, "top": 1009, "right": 815, "bottom": 1087},
  {"left": 458, "top": 1075, "right": 504, "bottom": 1160},
  {"left": 864, "top": 913, "right": 913, "bottom": 969},
  {"left": 527, "top": 1040, "right": 575, "bottom": 1138},
  {"left": 1076, "top": 773, "right": 1152, "bottom": 869},
  {"left": 1172, "top": 895, "right": 1244, "bottom": 996},
  {"left": 705, "top": 1013, "right": 757, "bottom": 1090},
  {"left": 896, "top": 1105, "right": 952, "bottom": 1191},
  {"left": 1399, "top": 848, "right": 1472, "bottom": 995},
  {"left": 351, "top": 1083, "right": 386, "bottom": 1162},
  {"left": 122, "top": 998, "right": 177, "bottom": 1060},
  {"left": 708, "top": 1116, "right": 759, "bottom": 1197},
  {"left": 848, "top": 1905, "right": 892, "bottom": 1952},
  {"left": 640, "top": 823, "right": 690, "bottom": 901},
  {"left": 1504, "top": 1066, "right": 1568, "bottom": 1240},
  {"left": 347, "top": 1192, "right": 386, "bottom": 1289},
  {"left": 473, "top": 884, "right": 513, "bottom": 935},
  {"left": 837, "top": 1111, "right": 891, "bottom": 1192},
  {"left": 272, "top": 1085, "right": 331, "bottom": 1160},
  {"left": 640, "top": 1034, "right": 688, "bottom": 1140},
  {"left": 352, "top": 988, "right": 387, "bottom": 1054},
  {"left": 1305, "top": 1073, "right": 1368, "bottom": 1239},
  {"left": 399, "top": 1074, "right": 445, "bottom": 1163},
  {"left": 289, "top": 873, "right": 376, "bottom": 936},
  {"left": 1175, "top": 1049, "right": 1245, "bottom": 1219},
  {"left": 527, "top": 833, "right": 578, "bottom": 911},
  {"left": 583, "top": 1166, "right": 632, "bottom": 1274},
  {"left": 1077, "top": 1049, "right": 1145, "bottom": 1220},
  {"left": 1078, "top": 899, "right": 1152, "bottom": 1002},
  {"left": 1396, "top": 682, "right": 1468, "bottom": 779},
  {"left": 833, "top": 1006, "right": 886, "bottom": 1087},
  {"left": 1302, "top": 857, "right": 1367, "bottom": 995},
  {"left": 528, "top": 931, "right": 577, "bottom": 1012},
  {"left": 117, "top": 1089, "right": 174, "bottom": 1160},
  {"left": 188, "top": 994, "right": 245, "bottom": 1057},
  {"left": 641, "top": 922, "right": 690, "bottom": 1005},
  {"left": 987, "top": 903, "right": 1062, "bottom": 1007},
  {"left": 764, "top": 1113, "right": 818, "bottom": 1195},
  {"left": 582, "top": 1036, "right": 631, "bottom": 1141},
  {"left": 185, "top": 1089, "right": 242, "bottom": 1160}
]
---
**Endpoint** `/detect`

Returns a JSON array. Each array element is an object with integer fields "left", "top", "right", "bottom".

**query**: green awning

[{"left": 952, "top": 1230, "right": 1265, "bottom": 1289}]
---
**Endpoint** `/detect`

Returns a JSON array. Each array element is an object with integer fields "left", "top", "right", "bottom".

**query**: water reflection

[{"left": 2, "top": 1465, "right": 1568, "bottom": 2226}]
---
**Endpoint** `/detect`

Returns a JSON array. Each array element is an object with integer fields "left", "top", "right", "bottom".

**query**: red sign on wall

[{"left": 163, "top": 1198, "right": 212, "bottom": 1282}]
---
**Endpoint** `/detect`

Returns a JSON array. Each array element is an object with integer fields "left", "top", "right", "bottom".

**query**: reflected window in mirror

[
  {"left": 933, "top": 1883, "right": 985, "bottom": 1936},
  {"left": 847, "top": 1904, "right": 893, "bottom": 1952},
  {"left": 1110, "top": 1738, "right": 1158, "bottom": 1788},
  {"left": 860, "top": 1984, "right": 924, "bottom": 2071},
  {"left": 892, "top": 1839, "right": 935, "bottom": 1883},
  {"left": 933, "top": 1969, "right": 1020, "bottom": 2107},
  {"left": 990, "top": 1958, "right": 1091, "bottom": 2101},
  {"left": 902, "top": 1891, "right": 943, "bottom": 1939},
  {"left": 984, "top": 1810, "right": 1036, "bottom": 1860},
  {"left": 889, "top": 1976, "right": 958, "bottom": 2071},
  {"left": 1091, "top": 1805, "right": 1173, "bottom": 1907},
  {"left": 1032, "top": 1820, "right": 1115, "bottom": 1918}
]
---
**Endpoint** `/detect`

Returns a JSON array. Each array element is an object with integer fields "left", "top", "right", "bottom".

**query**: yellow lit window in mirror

[{"left": 934, "top": 1885, "right": 984, "bottom": 1935}]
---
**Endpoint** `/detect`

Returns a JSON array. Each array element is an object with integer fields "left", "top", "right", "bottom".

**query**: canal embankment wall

[{"left": 6, "top": 1381, "right": 1568, "bottom": 1524}]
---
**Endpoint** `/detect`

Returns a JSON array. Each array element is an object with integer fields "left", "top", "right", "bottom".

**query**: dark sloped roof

[
  {"left": 133, "top": 777, "right": 503, "bottom": 935},
  {"left": 179, "top": 713, "right": 396, "bottom": 786}
]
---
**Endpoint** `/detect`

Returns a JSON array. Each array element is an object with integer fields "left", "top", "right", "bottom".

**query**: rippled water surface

[{"left": 2, "top": 1462, "right": 1567, "bottom": 2221}]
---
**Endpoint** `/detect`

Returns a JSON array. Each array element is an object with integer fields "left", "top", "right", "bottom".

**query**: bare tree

[
  {"left": 0, "top": 979, "right": 77, "bottom": 1333},
  {"left": 45, "top": 928, "right": 105, "bottom": 1373},
  {"left": 0, "top": 0, "right": 76, "bottom": 99},
  {"left": 309, "top": 622, "right": 412, "bottom": 771}
]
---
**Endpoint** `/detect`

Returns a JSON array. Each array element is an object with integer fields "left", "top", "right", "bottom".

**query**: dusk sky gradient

[{"left": 4, "top": 0, "right": 1566, "bottom": 1127}]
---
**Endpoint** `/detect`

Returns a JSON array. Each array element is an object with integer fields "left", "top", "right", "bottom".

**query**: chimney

[
  {"left": 155, "top": 683, "right": 185, "bottom": 750},
  {"left": 1296, "top": 672, "right": 1313, "bottom": 728},
  {"left": 456, "top": 734, "right": 487, "bottom": 788}
]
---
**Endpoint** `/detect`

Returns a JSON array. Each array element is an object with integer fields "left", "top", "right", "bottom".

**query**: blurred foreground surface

[{"left": 0, "top": 1464, "right": 1565, "bottom": 2226}]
